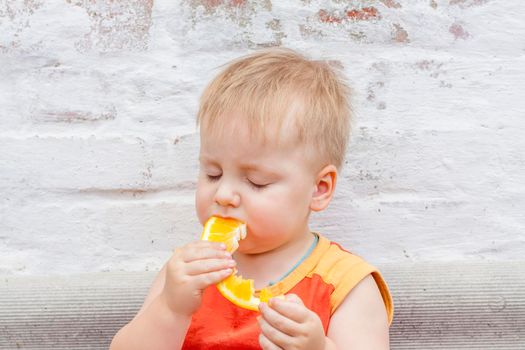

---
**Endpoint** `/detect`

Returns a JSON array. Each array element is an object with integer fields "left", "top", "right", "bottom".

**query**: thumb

[{"left": 285, "top": 293, "right": 304, "bottom": 305}]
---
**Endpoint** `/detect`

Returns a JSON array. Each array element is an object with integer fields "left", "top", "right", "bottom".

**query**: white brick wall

[{"left": 1, "top": 0, "right": 524, "bottom": 275}]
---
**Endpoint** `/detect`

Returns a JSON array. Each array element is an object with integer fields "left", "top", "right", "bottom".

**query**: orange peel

[{"left": 200, "top": 216, "right": 281, "bottom": 311}]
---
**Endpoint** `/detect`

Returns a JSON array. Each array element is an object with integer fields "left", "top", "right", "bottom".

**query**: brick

[
  {"left": 0, "top": 134, "right": 199, "bottom": 191},
  {"left": 0, "top": 200, "right": 200, "bottom": 275}
]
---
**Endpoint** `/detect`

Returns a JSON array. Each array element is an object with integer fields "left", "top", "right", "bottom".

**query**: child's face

[{"left": 195, "top": 115, "right": 317, "bottom": 254}]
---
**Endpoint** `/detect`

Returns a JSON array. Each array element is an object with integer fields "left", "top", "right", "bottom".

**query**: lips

[{"left": 212, "top": 214, "right": 243, "bottom": 223}]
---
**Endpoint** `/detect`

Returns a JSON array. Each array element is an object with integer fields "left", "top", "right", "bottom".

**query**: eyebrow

[
  {"left": 199, "top": 155, "right": 279, "bottom": 176},
  {"left": 240, "top": 163, "right": 277, "bottom": 174}
]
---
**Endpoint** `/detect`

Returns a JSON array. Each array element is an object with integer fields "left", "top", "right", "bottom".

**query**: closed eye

[
  {"left": 247, "top": 179, "right": 269, "bottom": 190},
  {"left": 206, "top": 174, "right": 221, "bottom": 182}
]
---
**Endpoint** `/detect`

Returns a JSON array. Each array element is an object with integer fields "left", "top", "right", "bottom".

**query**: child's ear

[{"left": 310, "top": 164, "right": 338, "bottom": 212}]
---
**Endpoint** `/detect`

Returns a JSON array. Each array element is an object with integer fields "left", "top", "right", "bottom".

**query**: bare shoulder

[
  {"left": 133, "top": 262, "right": 167, "bottom": 319},
  {"left": 327, "top": 274, "right": 390, "bottom": 349}
]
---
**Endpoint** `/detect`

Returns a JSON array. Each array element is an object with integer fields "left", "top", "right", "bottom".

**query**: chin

[
  {"left": 238, "top": 242, "right": 276, "bottom": 255},
  {"left": 235, "top": 243, "right": 250, "bottom": 254},
  {"left": 235, "top": 242, "right": 260, "bottom": 255}
]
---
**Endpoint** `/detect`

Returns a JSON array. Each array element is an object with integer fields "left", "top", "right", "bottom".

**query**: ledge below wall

[{"left": 1, "top": 262, "right": 524, "bottom": 349}]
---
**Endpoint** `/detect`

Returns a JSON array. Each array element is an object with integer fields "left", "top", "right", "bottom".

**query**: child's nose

[{"left": 214, "top": 181, "right": 241, "bottom": 208}]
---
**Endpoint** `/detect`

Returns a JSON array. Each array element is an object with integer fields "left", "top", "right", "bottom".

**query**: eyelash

[
  {"left": 248, "top": 181, "right": 267, "bottom": 190},
  {"left": 206, "top": 174, "right": 221, "bottom": 182},
  {"left": 205, "top": 174, "right": 268, "bottom": 190}
]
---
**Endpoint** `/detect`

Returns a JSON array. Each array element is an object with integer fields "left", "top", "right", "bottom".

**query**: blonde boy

[{"left": 111, "top": 47, "right": 393, "bottom": 350}]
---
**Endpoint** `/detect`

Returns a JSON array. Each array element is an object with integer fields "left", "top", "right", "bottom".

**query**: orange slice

[{"left": 200, "top": 216, "right": 280, "bottom": 311}]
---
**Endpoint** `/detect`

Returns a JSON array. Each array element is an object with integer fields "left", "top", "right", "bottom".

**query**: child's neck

[{"left": 233, "top": 229, "right": 316, "bottom": 290}]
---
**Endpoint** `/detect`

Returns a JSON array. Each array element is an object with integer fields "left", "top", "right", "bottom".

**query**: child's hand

[
  {"left": 160, "top": 241, "right": 236, "bottom": 317},
  {"left": 257, "top": 294, "right": 326, "bottom": 350}
]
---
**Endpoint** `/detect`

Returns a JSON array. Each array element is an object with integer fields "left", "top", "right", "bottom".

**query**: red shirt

[{"left": 182, "top": 234, "right": 393, "bottom": 349}]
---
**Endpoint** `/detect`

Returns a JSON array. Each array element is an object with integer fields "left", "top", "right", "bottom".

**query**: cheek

[
  {"left": 195, "top": 181, "right": 212, "bottom": 225},
  {"left": 269, "top": 185, "right": 311, "bottom": 223},
  {"left": 246, "top": 187, "right": 307, "bottom": 229}
]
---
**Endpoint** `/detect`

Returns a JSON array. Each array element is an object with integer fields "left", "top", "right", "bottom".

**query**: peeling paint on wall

[
  {"left": 184, "top": 0, "right": 271, "bottom": 27},
  {"left": 0, "top": 0, "right": 44, "bottom": 53},
  {"left": 449, "top": 0, "right": 489, "bottom": 8},
  {"left": 380, "top": 0, "right": 401, "bottom": 9},
  {"left": 172, "top": 0, "right": 499, "bottom": 48},
  {"left": 66, "top": 0, "right": 154, "bottom": 52},
  {"left": 298, "top": 1, "right": 395, "bottom": 44},
  {"left": 392, "top": 23, "right": 409, "bottom": 43},
  {"left": 34, "top": 108, "right": 117, "bottom": 124},
  {"left": 449, "top": 22, "right": 470, "bottom": 40},
  {"left": 180, "top": 0, "right": 280, "bottom": 48}
]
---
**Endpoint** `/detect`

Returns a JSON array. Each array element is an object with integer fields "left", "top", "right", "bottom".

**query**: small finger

[
  {"left": 176, "top": 240, "right": 225, "bottom": 250},
  {"left": 185, "top": 258, "right": 236, "bottom": 276},
  {"left": 268, "top": 296, "right": 309, "bottom": 323},
  {"left": 258, "top": 332, "right": 283, "bottom": 350},
  {"left": 258, "top": 302, "right": 298, "bottom": 336},
  {"left": 179, "top": 243, "right": 230, "bottom": 263},
  {"left": 257, "top": 316, "right": 292, "bottom": 349},
  {"left": 188, "top": 240, "right": 228, "bottom": 251},
  {"left": 284, "top": 293, "right": 304, "bottom": 305},
  {"left": 193, "top": 268, "right": 233, "bottom": 289}
]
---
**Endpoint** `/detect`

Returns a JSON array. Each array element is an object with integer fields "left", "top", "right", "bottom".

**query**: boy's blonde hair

[{"left": 197, "top": 47, "right": 353, "bottom": 169}]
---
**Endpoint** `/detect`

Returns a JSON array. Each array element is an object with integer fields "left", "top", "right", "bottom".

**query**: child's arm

[
  {"left": 110, "top": 287, "right": 192, "bottom": 350},
  {"left": 257, "top": 274, "right": 389, "bottom": 350},
  {"left": 326, "top": 274, "right": 390, "bottom": 349},
  {"left": 110, "top": 241, "right": 235, "bottom": 350}
]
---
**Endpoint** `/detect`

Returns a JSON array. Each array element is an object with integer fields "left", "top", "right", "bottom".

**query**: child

[{"left": 110, "top": 47, "right": 393, "bottom": 350}]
